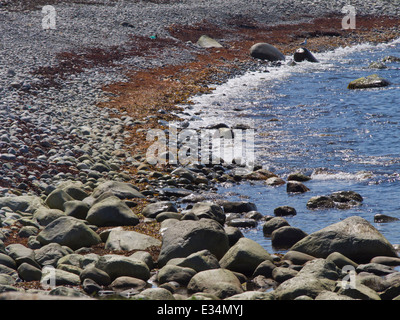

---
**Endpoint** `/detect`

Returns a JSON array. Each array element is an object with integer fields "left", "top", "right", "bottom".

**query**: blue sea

[{"left": 181, "top": 39, "right": 400, "bottom": 255}]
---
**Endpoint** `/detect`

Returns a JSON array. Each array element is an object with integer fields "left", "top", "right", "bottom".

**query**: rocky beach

[{"left": 1, "top": 0, "right": 400, "bottom": 304}]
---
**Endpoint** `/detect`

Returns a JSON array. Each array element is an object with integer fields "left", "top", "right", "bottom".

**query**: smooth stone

[
  {"left": 187, "top": 269, "right": 243, "bottom": 299},
  {"left": 291, "top": 216, "right": 398, "bottom": 263},
  {"left": 224, "top": 226, "right": 244, "bottom": 246},
  {"left": 286, "top": 181, "right": 309, "bottom": 193},
  {"left": 370, "top": 256, "right": 400, "bottom": 266},
  {"left": 156, "top": 211, "right": 182, "bottom": 222},
  {"left": 326, "top": 251, "right": 359, "bottom": 269},
  {"left": 287, "top": 173, "right": 311, "bottom": 182},
  {"left": 79, "top": 266, "right": 111, "bottom": 286},
  {"left": 0, "top": 253, "right": 17, "bottom": 269},
  {"left": 157, "top": 219, "right": 229, "bottom": 267},
  {"left": 262, "top": 217, "right": 290, "bottom": 236},
  {"left": 274, "top": 206, "right": 297, "bottom": 217},
  {"left": 157, "top": 265, "right": 196, "bottom": 285},
  {"left": 374, "top": 214, "right": 399, "bottom": 223},
  {"left": 249, "top": 43, "right": 285, "bottom": 61},
  {"left": 252, "top": 260, "right": 277, "bottom": 278},
  {"left": 271, "top": 226, "right": 307, "bottom": 249},
  {"left": 17, "top": 263, "right": 42, "bottom": 281},
  {"left": 219, "top": 237, "right": 272, "bottom": 276},
  {"left": 139, "top": 288, "right": 175, "bottom": 300},
  {"left": 196, "top": 35, "right": 223, "bottom": 48},
  {"left": 95, "top": 255, "right": 150, "bottom": 281},
  {"left": 41, "top": 267, "right": 81, "bottom": 286},
  {"left": 356, "top": 263, "right": 396, "bottom": 276},
  {"left": 293, "top": 47, "right": 319, "bottom": 62},
  {"left": 226, "top": 218, "right": 257, "bottom": 228},
  {"left": 86, "top": 196, "right": 139, "bottom": 227},
  {"left": 37, "top": 216, "right": 101, "bottom": 250},
  {"left": 129, "top": 251, "right": 154, "bottom": 270},
  {"left": 109, "top": 276, "right": 148, "bottom": 292}
]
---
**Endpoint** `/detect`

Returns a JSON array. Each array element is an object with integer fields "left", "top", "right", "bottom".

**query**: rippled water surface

[{"left": 181, "top": 39, "right": 400, "bottom": 254}]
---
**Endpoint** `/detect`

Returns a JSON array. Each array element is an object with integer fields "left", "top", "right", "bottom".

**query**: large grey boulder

[
  {"left": 157, "top": 265, "right": 196, "bottom": 285},
  {"left": 36, "top": 216, "right": 101, "bottom": 250},
  {"left": 219, "top": 237, "right": 272, "bottom": 276},
  {"left": 34, "top": 243, "right": 70, "bottom": 267},
  {"left": 91, "top": 181, "right": 144, "bottom": 199},
  {"left": 86, "top": 196, "right": 139, "bottom": 227},
  {"left": 105, "top": 229, "right": 161, "bottom": 251},
  {"left": 157, "top": 219, "right": 229, "bottom": 267},
  {"left": 291, "top": 216, "right": 398, "bottom": 263},
  {"left": 250, "top": 43, "right": 285, "bottom": 61},
  {"left": 33, "top": 207, "right": 66, "bottom": 227},
  {"left": 187, "top": 269, "right": 243, "bottom": 299},
  {"left": 0, "top": 196, "right": 44, "bottom": 214}
]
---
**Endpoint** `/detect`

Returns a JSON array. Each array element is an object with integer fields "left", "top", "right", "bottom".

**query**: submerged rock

[{"left": 348, "top": 74, "right": 390, "bottom": 89}]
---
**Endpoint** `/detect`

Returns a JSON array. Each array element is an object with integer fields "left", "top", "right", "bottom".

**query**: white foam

[{"left": 311, "top": 170, "right": 374, "bottom": 181}]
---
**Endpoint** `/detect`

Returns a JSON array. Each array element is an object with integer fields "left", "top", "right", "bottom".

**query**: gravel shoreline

[{"left": 1, "top": 0, "right": 400, "bottom": 301}]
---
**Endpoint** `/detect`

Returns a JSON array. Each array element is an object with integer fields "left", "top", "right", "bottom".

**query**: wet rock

[
  {"left": 218, "top": 200, "right": 257, "bottom": 213},
  {"left": 219, "top": 237, "right": 272, "bottom": 276},
  {"left": 368, "top": 61, "right": 387, "bottom": 69},
  {"left": 37, "top": 216, "right": 101, "bottom": 250},
  {"left": 291, "top": 216, "right": 398, "bottom": 263},
  {"left": 271, "top": 226, "right": 307, "bottom": 249},
  {"left": 250, "top": 43, "right": 285, "bottom": 61},
  {"left": 226, "top": 218, "right": 257, "bottom": 228},
  {"left": 274, "top": 206, "right": 297, "bottom": 217},
  {"left": 326, "top": 252, "right": 358, "bottom": 269},
  {"left": 187, "top": 269, "right": 243, "bottom": 299},
  {"left": 287, "top": 172, "right": 311, "bottom": 182},
  {"left": 283, "top": 251, "right": 316, "bottom": 265},
  {"left": 286, "top": 181, "right": 309, "bottom": 193},
  {"left": 348, "top": 74, "right": 390, "bottom": 89},
  {"left": 158, "top": 219, "right": 229, "bottom": 267},
  {"left": 262, "top": 217, "right": 290, "bottom": 236},
  {"left": 293, "top": 47, "right": 319, "bottom": 63},
  {"left": 306, "top": 195, "right": 335, "bottom": 209},
  {"left": 374, "top": 214, "right": 399, "bottom": 223}
]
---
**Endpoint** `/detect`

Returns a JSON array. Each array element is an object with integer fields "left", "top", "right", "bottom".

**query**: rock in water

[
  {"left": 293, "top": 47, "right": 319, "bottom": 62},
  {"left": 348, "top": 74, "right": 390, "bottom": 89},
  {"left": 290, "top": 216, "right": 398, "bottom": 263},
  {"left": 250, "top": 43, "right": 285, "bottom": 61}
]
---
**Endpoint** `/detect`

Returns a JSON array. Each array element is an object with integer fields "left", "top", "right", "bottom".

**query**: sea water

[{"left": 180, "top": 38, "right": 400, "bottom": 255}]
